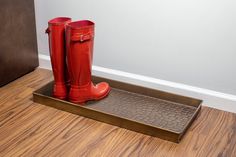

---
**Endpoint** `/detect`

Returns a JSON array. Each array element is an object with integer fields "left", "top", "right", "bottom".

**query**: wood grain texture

[{"left": 0, "top": 68, "right": 236, "bottom": 157}]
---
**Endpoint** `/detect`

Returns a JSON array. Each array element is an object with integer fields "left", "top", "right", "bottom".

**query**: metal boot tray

[{"left": 33, "top": 76, "right": 202, "bottom": 143}]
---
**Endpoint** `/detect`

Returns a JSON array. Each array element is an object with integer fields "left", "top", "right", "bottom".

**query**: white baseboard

[{"left": 39, "top": 54, "right": 236, "bottom": 113}]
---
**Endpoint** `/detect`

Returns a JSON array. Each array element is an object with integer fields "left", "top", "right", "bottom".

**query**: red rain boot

[
  {"left": 46, "top": 17, "right": 72, "bottom": 99},
  {"left": 66, "top": 20, "right": 110, "bottom": 104}
]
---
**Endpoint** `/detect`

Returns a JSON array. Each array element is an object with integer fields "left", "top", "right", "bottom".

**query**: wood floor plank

[{"left": 0, "top": 68, "right": 235, "bottom": 157}]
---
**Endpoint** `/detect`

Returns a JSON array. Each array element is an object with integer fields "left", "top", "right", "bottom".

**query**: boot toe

[{"left": 95, "top": 82, "right": 111, "bottom": 99}]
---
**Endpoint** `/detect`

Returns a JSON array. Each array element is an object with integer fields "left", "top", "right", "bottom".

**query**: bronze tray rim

[{"left": 33, "top": 76, "right": 202, "bottom": 143}]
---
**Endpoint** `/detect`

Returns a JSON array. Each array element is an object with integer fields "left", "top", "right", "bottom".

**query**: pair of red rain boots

[{"left": 46, "top": 17, "right": 110, "bottom": 104}]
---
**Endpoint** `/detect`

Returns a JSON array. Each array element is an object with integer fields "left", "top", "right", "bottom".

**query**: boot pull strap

[
  {"left": 45, "top": 27, "right": 51, "bottom": 34},
  {"left": 71, "top": 33, "right": 94, "bottom": 42}
]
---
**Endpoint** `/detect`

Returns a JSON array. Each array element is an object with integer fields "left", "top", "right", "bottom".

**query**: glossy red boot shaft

[
  {"left": 66, "top": 20, "right": 110, "bottom": 104},
  {"left": 46, "top": 17, "right": 71, "bottom": 99}
]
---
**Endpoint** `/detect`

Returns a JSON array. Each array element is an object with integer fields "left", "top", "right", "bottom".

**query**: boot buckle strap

[
  {"left": 45, "top": 27, "right": 50, "bottom": 34},
  {"left": 71, "top": 33, "right": 93, "bottom": 42}
]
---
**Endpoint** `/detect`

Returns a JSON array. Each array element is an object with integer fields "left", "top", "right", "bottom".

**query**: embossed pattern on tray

[{"left": 87, "top": 88, "right": 196, "bottom": 133}]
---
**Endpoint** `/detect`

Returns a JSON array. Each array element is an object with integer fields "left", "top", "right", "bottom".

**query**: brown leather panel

[{"left": 0, "top": 0, "right": 38, "bottom": 86}]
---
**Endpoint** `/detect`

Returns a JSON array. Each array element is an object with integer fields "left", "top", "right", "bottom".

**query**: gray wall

[{"left": 35, "top": 0, "right": 236, "bottom": 95}]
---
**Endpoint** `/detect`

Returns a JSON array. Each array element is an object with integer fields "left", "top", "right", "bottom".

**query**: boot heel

[{"left": 53, "top": 83, "right": 67, "bottom": 99}]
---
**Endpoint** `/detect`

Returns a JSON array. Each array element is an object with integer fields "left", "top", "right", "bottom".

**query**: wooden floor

[{"left": 0, "top": 69, "right": 236, "bottom": 157}]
